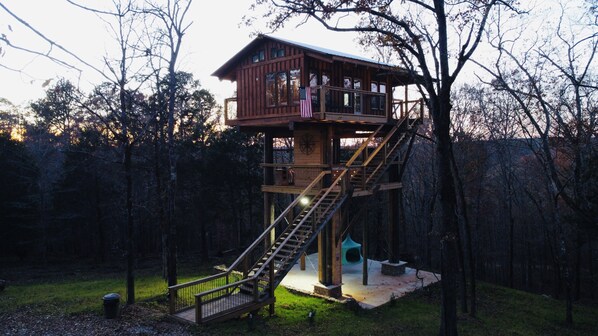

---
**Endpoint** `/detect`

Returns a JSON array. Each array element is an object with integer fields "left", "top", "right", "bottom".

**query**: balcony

[{"left": 224, "top": 85, "right": 424, "bottom": 126}]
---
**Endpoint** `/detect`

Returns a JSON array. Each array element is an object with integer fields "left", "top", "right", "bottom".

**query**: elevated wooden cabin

[
  {"left": 214, "top": 34, "right": 420, "bottom": 129},
  {"left": 169, "top": 35, "right": 425, "bottom": 324}
]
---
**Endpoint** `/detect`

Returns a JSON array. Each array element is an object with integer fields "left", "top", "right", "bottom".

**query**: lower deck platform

[{"left": 280, "top": 253, "right": 440, "bottom": 309}]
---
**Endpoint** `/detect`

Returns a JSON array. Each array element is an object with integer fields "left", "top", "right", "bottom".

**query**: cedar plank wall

[
  {"left": 233, "top": 39, "right": 396, "bottom": 121},
  {"left": 236, "top": 41, "right": 304, "bottom": 120}
]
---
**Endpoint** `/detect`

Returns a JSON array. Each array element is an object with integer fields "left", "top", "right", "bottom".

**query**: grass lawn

[{"left": 1, "top": 262, "right": 597, "bottom": 335}]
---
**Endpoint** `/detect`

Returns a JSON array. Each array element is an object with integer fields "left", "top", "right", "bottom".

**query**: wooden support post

[
  {"left": 169, "top": 288, "right": 175, "bottom": 314},
  {"left": 388, "top": 162, "right": 401, "bottom": 263},
  {"left": 331, "top": 210, "right": 342, "bottom": 286},
  {"left": 300, "top": 253, "right": 306, "bottom": 271},
  {"left": 264, "top": 132, "right": 274, "bottom": 249},
  {"left": 195, "top": 296, "right": 202, "bottom": 324},
  {"left": 363, "top": 208, "right": 368, "bottom": 286},
  {"left": 269, "top": 259, "right": 275, "bottom": 316},
  {"left": 404, "top": 85, "right": 409, "bottom": 118}
]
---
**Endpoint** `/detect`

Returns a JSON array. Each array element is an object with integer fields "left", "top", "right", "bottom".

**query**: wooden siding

[
  {"left": 236, "top": 41, "right": 304, "bottom": 120},
  {"left": 293, "top": 129, "right": 325, "bottom": 188},
  {"left": 229, "top": 38, "right": 397, "bottom": 124}
]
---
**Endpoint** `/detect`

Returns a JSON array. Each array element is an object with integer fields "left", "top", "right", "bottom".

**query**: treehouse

[{"left": 169, "top": 35, "right": 427, "bottom": 324}]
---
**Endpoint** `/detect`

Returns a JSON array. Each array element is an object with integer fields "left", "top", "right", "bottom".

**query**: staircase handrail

[
  {"left": 253, "top": 169, "right": 349, "bottom": 278},
  {"left": 169, "top": 170, "right": 329, "bottom": 293},
  {"left": 344, "top": 123, "right": 385, "bottom": 167},
  {"left": 361, "top": 116, "right": 407, "bottom": 168}
]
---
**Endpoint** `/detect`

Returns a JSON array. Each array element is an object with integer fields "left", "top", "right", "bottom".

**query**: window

[
  {"left": 271, "top": 48, "right": 285, "bottom": 58},
  {"left": 371, "top": 81, "right": 379, "bottom": 110},
  {"left": 278, "top": 72, "right": 288, "bottom": 106},
  {"left": 290, "top": 69, "right": 301, "bottom": 103},
  {"left": 252, "top": 50, "right": 265, "bottom": 63},
  {"left": 379, "top": 83, "right": 387, "bottom": 111},
  {"left": 322, "top": 73, "right": 331, "bottom": 106},
  {"left": 265, "top": 69, "right": 301, "bottom": 107},
  {"left": 322, "top": 73, "right": 330, "bottom": 86},
  {"left": 343, "top": 77, "right": 352, "bottom": 107},
  {"left": 266, "top": 73, "right": 276, "bottom": 107},
  {"left": 309, "top": 71, "right": 319, "bottom": 104},
  {"left": 354, "top": 79, "right": 362, "bottom": 114}
]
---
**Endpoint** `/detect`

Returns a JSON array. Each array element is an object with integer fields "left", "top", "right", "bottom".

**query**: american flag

[{"left": 300, "top": 86, "right": 312, "bottom": 118}]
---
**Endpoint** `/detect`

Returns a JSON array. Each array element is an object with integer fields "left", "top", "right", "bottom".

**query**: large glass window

[
  {"left": 278, "top": 72, "right": 288, "bottom": 106},
  {"left": 343, "top": 77, "right": 352, "bottom": 107},
  {"left": 266, "top": 70, "right": 300, "bottom": 107},
  {"left": 371, "top": 81, "right": 379, "bottom": 110},
  {"left": 290, "top": 69, "right": 301, "bottom": 103},
  {"left": 322, "top": 73, "right": 331, "bottom": 106},
  {"left": 379, "top": 83, "right": 387, "bottom": 111},
  {"left": 266, "top": 73, "right": 276, "bottom": 107},
  {"left": 309, "top": 71, "right": 319, "bottom": 104},
  {"left": 354, "top": 79, "right": 362, "bottom": 114}
]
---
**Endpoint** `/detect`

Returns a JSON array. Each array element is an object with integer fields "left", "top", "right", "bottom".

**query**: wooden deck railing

[
  {"left": 169, "top": 169, "right": 330, "bottom": 316},
  {"left": 392, "top": 98, "right": 426, "bottom": 120}
]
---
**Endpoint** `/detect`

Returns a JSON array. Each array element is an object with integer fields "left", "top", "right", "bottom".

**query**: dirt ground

[{"left": 0, "top": 304, "right": 195, "bottom": 336}]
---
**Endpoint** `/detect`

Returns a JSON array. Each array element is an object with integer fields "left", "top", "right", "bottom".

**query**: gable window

[
  {"left": 271, "top": 48, "right": 285, "bottom": 59},
  {"left": 252, "top": 50, "right": 265, "bottom": 63}
]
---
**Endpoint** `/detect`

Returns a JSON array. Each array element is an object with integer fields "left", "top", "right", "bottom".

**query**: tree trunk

[
  {"left": 433, "top": 96, "right": 459, "bottom": 336},
  {"left": 125, "top": 144, "right": 135, "bottom": 305},
  {"left": 165, "top": 62, "right": 178, "bottom": 288},
  {"left": 450, "top": 148, "right": 476, "bottom": 317}
]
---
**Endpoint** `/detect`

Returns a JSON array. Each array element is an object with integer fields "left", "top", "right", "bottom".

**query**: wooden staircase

[{"left": 168, "top": 114, "right": 422, "bottom": 324}]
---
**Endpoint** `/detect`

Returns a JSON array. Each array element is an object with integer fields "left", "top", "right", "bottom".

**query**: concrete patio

[{"left": 280, "top": 253, "right": 440, "bottom": 309}]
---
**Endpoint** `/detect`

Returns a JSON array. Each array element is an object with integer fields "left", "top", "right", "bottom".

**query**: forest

[{"left": 0, "top": 0, "right": 596, "bottom": 335}]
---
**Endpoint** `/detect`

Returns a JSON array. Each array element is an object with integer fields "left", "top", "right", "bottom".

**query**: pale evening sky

[{"left": 0, "top": 0, "right": 364, "bottom": 107}]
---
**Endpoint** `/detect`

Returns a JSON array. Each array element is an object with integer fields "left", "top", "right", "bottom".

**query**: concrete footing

[{"left": 380, "top": 260, "right": 407, "bottom": 276}]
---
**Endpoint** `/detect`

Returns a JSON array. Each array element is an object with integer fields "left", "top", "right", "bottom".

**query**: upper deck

[{"left": 213, "top": 35, "right": 420, "bottom": 129}]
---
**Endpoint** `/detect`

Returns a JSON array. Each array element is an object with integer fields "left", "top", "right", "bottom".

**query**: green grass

[{"left": 1, "top": 263, "right": 597, "bottom": 335}]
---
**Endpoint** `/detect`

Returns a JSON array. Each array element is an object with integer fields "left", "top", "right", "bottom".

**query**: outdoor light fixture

[{"left": 300, "top": 197, "right": 310, "bottom": 206}]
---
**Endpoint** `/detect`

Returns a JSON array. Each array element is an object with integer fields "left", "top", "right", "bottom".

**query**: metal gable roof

[{"left": 212, "top": 34, "right": 403, "bottom": 80}]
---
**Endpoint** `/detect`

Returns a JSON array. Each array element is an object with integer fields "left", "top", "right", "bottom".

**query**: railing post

[
  {"left": 169, "top": 287, "right": 176, "bottom": 314},
  {"left": 243, "top": 255, "right": 249, "bottom": 278},
  {"left": 420, "top": 98, "right": 424, "bottom": 120},
  {"left": 320, "top": 85, "right": 326, "bottom": 119},
  {"left": 224, "top": 98, "right": 229, "bottom": 123},
  {"left": 253, "top": 278, "right": 259, "bottom": 301},
  {"left": 362, "top": 165, "right": 366, "bottom": 190},
  {"left": 269, "top": 259, "right": 275, "bottom": 298},
  {"left": 195, "top": 295, "right": 202, "bottom": 324}
]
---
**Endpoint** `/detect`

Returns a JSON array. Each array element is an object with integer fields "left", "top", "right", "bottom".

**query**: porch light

[{"left": 300, "top": 197, "right": 310, "bottom": 206}]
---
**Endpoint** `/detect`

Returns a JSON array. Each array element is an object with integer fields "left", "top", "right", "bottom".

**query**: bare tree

[
  {"left": 248, "top": 1, "right": 516, "bottom": 334},
  {"left": 68, "top": 0, "right": 158, "bottom": 305},
  {"left": 478, "top": 1, "right": 597, "bottom": 324},
  {"left": 143, "top": 0, "right": 193, "bottom": 288}
]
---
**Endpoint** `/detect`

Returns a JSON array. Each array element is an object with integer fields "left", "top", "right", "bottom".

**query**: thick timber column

[
  {"left": 381, "top": 160, "right": 406, "bottom": 275},
  {"left": 330, "top": 137, "right": 342, "bottom": 286},
  {"left": 263, "top": 132, "right": 275, "bottom": 247},
  {"left": 388, "top": 162, "right": 400, "bottom": 262},
  {"left": 316, "top": 132, "right": 342, "bottom": 298}
]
